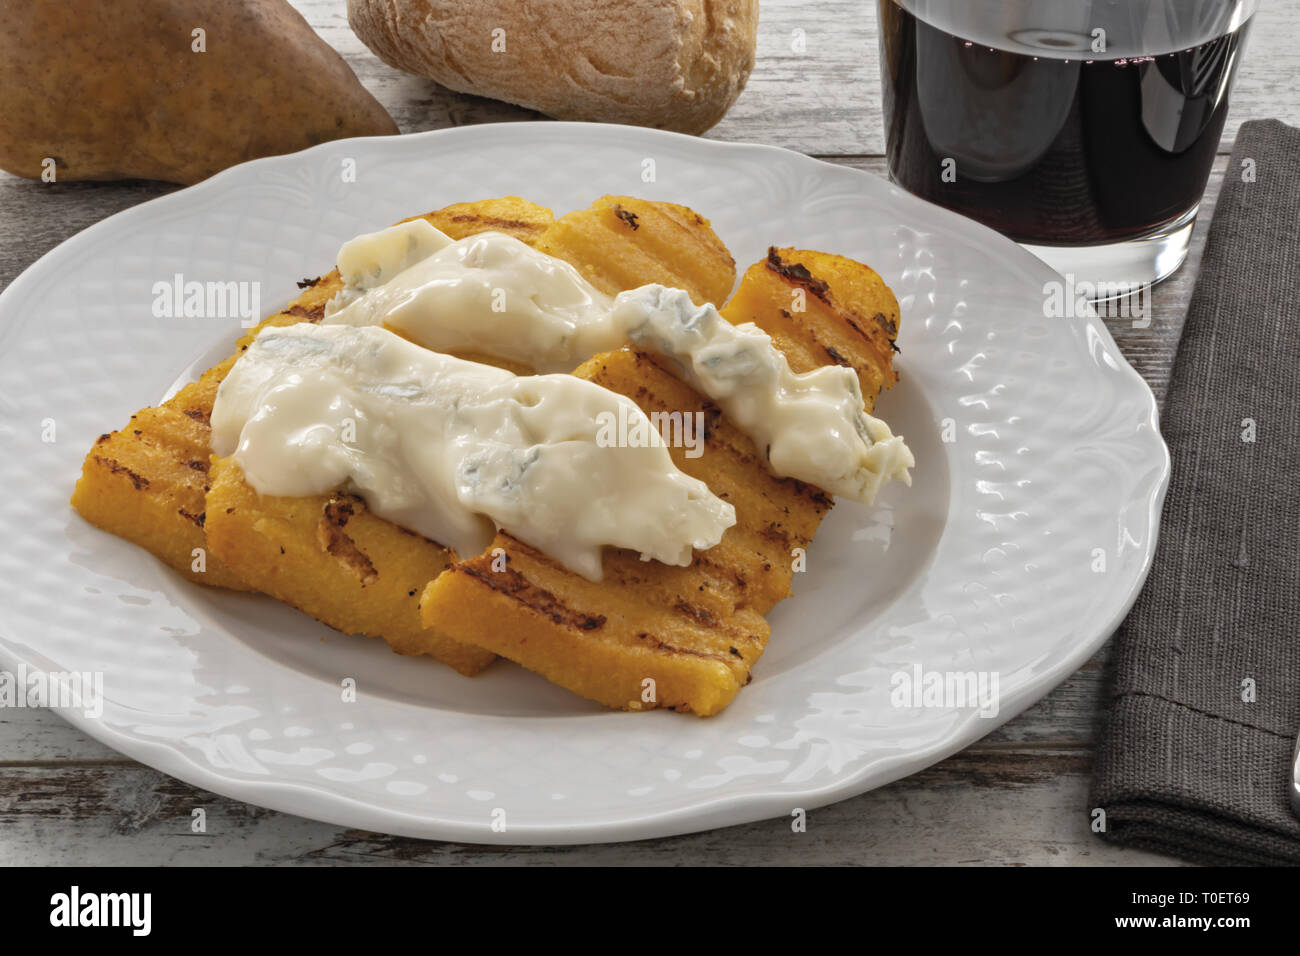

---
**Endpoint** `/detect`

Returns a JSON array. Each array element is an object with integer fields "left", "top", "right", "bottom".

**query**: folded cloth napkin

[{"left": 1091, "top": 118, "right": 1300, "bottom": 866}]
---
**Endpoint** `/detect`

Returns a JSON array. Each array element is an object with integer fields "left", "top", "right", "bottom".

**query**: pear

[{"left": 0, "top": 0, "right": 398, "bottom": 185}]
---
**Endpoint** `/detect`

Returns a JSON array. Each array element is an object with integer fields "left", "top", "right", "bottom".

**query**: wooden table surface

[{"left": 2, "top": 0, "right": 1296, "bottom": 866}]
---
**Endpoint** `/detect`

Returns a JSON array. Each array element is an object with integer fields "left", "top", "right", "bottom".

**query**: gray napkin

[{"left": 1091, "top": 118, "right": 1300, "bottom": 866}]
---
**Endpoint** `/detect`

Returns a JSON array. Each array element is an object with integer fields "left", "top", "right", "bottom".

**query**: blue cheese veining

[
  {"left": 210, "top": 324, "right": 735, "bottom": 581},
  {"left": 613, "top": 286, "right": 914, "bottom": 503},
  {"left": 326, "top": 220, "right": 914, "bottom": 502}
]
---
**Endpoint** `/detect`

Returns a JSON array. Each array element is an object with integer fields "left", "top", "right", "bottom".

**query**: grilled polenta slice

[
  {"left": 723, "top": 247, "right": 901, "bottom": 407},
  {"left": 70, "top": 276, "right": 342, "bottom": 591},
  {"left": 403, "top": 196, "right": 556, "bottom": 245},
  {"left": 195, "top": 198, "right": 740, "bottom": 672},
  {"left": 421, "top": 535, "right": 772, "bottom": 717},
  {"left": 419, "top": 248, "right": 901, "bottom": 714},
  {"left": 204, "top": 457, "right": 495, "bottom": 677},
  {"left": 584, "top": 349, "right": 831, "bottom": 617},
  {"left": 70, "top": 197, "right": 557, "bottom": 588},
  {"left": 419, "top": 345, "right": 835, "bottom": 715},
  {"left": 536, "top": 195, "right": 736, "bottom": 306}
]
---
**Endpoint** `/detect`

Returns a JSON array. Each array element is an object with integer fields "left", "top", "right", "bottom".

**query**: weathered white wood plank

[
  {"left": 300, "top": 0, "right": 1299, "bottom": 156},
  {"left": 0, "top": 751, "right": 1180, "bottom": 865}
]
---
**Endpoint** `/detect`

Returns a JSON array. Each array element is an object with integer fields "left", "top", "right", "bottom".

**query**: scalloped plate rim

[{"left": 0, "top": 122, "right": 1171, "bottom": 845}]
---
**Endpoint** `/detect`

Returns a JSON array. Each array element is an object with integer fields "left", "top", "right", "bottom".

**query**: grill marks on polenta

[
  {"left": 70, "top": 197, "right": 556, "bottom": 600},
  {"left": 588, "top": 347, "right": 829, "bottom": 614},
  {"left": 71, "top": 194, "right": 903, "bottom": 716},
  {"left": 205, "top": 455, "right": 495, "bottom": 676},
  {"left": 201, "top": 195, "right": 740, "bottom": 680},
  {"left": 536, "top": 195, "right": 736, "bottom": 307},
  {"left": 418, "top": 331, "right": 844, "bottom": 715},
  {"left": 419, "top": 241, "right": 899, "bottom": 714},
  {"left": 317, "top": 496, "right": 380, "bottom": 586},
  {"left": 723, "top": 247, "right": 902, "bottom": 408}
]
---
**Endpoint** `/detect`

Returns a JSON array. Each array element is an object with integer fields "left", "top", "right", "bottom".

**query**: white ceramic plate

[{"left": 0, "top": 123, "right": 1169, "bottom": 844}]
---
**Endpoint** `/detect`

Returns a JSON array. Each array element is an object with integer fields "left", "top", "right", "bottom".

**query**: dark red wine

[{"left": 879, "top": 0, "right": 1251, "bottom": 246}]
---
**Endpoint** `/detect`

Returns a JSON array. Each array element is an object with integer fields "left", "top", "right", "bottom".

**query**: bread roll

[{"left": 348, "top": 0, "right": 758, "bottom": 134}]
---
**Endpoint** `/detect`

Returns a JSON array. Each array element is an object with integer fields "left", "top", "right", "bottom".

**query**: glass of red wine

[{"left": 878, "top": 0, "right": 1257, "bottom": 293}]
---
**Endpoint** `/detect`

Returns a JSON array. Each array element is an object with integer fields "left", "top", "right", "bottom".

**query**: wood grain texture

[
  {"left": 0, "top": 0, "right": 1294, "bottom": 866},
  {"left": 0, "top": 742, "right": 1179, "bottom": 866},
  {"left": 294, "top": 0, "right": 1300, "bottom": 155}
]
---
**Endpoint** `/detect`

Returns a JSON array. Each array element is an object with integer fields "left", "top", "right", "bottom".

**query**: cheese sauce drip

[
  {"left": 210, "top": 324, "right": 735, "bottom": 581},
  {"left": 326, "top": 220, "right": 914, "bottom": 502}
]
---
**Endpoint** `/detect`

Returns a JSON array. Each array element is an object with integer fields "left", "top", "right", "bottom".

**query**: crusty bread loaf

[{"left": 347, "top": 0, "right": 758, "bottom": 134}]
